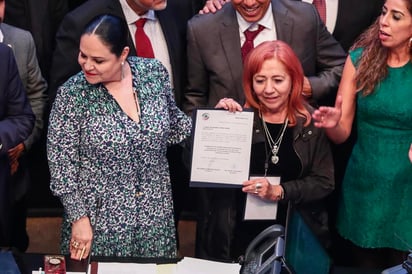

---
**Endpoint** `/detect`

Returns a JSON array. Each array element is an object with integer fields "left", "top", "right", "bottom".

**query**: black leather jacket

[{"left": 252, "top": 105, "right": 335, "bottom": 248}]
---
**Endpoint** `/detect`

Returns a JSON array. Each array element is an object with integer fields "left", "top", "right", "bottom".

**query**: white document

[
  {"left": 94, "top": 262, "right": 157, "bottom": 274},
  {"left": 32, "top": 272, "right": 83, "bottom": 274},
  {"left": 177, "top": 257, "right": 240, "bottom": 274},
  {"left": 33, "top": 258, "right": 240, "bottom": 274},
  {"left": 244, "top": 176, "right": 280, "bottom": 220},
  {"left": 190, "top": 109, "right": 254, "bottom": 187}
]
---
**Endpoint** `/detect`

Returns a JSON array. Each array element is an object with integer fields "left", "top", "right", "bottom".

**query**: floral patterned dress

[{"left": 47, "top": 57, "right": 192, "bottom": 258}]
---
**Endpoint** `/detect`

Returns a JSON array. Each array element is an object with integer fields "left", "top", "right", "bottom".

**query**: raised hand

[{"left": 312, "top": 95, "right": 343, "bottom": 128}]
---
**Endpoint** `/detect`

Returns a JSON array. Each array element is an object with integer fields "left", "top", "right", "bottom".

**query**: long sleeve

[{"left": 0, "top": 45, "right": 34, "bottom": 155}]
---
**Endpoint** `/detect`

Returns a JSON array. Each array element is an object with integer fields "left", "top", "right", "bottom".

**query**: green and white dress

[{"left": 48, "top": 57, "right": 192, "bottom": 258}]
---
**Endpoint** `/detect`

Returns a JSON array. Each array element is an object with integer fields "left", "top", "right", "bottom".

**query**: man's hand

[
  {"left": 199, "top": 0, "right": 230, "bottom": 14},
  {"left": 8, "top": 143, "right": 25, "bottom": 175}
]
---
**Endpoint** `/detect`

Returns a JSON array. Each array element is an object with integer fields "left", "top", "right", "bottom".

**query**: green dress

[{"left": 337, "top": 48, "right": 412, "bottom": 250}]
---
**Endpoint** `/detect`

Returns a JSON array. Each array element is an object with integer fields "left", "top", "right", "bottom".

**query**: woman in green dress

[{"left": 312, "top": 0, "right": 412, "bottom": 269}]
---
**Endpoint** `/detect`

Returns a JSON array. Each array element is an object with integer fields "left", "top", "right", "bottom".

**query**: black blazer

[
  {"left": 4, "top": 0, "right": 69, "bottom": 81},
  {"left": 332, "top": 0, "right": 384, "bottom": 51},
  {"left": 49, "top": 0, "right": 196, "bottom": 108}
]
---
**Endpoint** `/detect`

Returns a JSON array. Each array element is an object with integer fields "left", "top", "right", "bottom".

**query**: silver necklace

[{"left": 262, "top": 116, "right": 289, "bottom": 165}]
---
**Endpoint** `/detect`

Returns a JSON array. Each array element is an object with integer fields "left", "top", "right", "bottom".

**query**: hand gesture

[
  {"left": 312, "top": 95, "right": 343, "bottom": 128},
  {"left": 409, "top": 144, "right": 412, "bottom": 163}
]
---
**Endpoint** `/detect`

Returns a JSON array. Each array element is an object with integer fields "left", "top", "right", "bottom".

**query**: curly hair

[{"left": 351, "top": 0, "right": 412, "bottom": 96}]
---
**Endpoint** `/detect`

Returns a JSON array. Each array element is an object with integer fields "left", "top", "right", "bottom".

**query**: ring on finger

[
  {"left": 71, "top": 240, "right": 80, "bottom": 249},
  {"left": 254, "top": 182, "right": 262, "bottom": 193}
]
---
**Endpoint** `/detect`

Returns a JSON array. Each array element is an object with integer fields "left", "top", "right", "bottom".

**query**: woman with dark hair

[
  {"left": 215, "top": 40, "right": 335, "bottom": 258},
  {"left": 47, "top": 14, "right": 191, "bottom": 260},
  {"left": 313, "top": 0, "right": 412, "bottom": 268}
]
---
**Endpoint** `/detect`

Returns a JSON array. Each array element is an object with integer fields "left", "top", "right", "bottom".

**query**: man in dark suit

[
  {"left": 49, "top": 0, "right": 197, "bottom": 108},
  {"left": 301, "top": 0, "right": 384, "bottom": 52},
  {"left": 184, "top": 0, "right": 346, "bottom": 260},
  {"left": 200, "top": 0, "right": 384, "bottom": 52},
  {"left": 0, "top": 43, "right": 34, "bottom": 247},
  {"left": 48, "top": 0, "right": 201, "bottom": 250},
  {"left": 1, "top": 1, "right": 48, "bottom": 250},
  {"left": 3, "top": 0, "right": 68, "bottom": 81}
]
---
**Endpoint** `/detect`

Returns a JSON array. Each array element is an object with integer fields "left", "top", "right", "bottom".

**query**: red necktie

[
  {"left": 313, "top": 0, "right": 326, "bottom": 24},
  {"left": 241, "top": 25, "right": 265, "bottom": 62},
  {"left": 135, "top": 18, "right": 155, "bottom": 58}
]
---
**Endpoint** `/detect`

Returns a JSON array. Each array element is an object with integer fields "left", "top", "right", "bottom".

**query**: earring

[
  {"left": 409, "top": 37, "right": 412, "bottom": 49},
  {"left": 121, "top": 61, "right": 125, "bottom": 80}
]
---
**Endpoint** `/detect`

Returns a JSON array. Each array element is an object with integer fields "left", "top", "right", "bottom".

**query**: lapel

[
  {"left": 105, "top": 0, "right": 137, "bottom": 55},
  {"left": 156, "top": 9, "right": 180, "bottom": 71},
  {"left": 333, "top": 0, "right": 344, "bottom": 36},
  {"left": 272, "top": 0, "right": 293, "bottom": 43},
  {"left": 156, "top": 9, "right": 182, "bottom": 102},
  {"left": 0, "top": 25, "right": 14, "bottom": 49},
  {"left": 220, "top": 7, "right": 245, "bottom": 100}
]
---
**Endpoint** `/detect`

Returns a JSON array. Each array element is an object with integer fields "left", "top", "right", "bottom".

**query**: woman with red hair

[{"left": 215, "top": 40, "right": 335, "bottom": 258}]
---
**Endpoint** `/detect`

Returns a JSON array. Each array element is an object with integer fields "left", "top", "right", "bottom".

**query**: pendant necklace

[{"left": 262, "top": 116, "right": 289, "bottom": 165}]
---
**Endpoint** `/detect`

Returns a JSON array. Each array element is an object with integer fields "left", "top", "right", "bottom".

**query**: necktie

[
  {"left": 135, "top": 18, "right": 155, "bottom": 58},
  {"left": 312, "top": 0, "right": 326, "bottom": 24},
  {"left": 241, "top": 25, "right": 265, "bottom": 62}
]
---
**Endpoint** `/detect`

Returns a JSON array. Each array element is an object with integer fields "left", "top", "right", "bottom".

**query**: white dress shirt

[
  {"left": 237, "top": 3, "right": 277, "bottom": 48},
  {"left": 119, "top": 0, "right": 173, "bottom": 88}
]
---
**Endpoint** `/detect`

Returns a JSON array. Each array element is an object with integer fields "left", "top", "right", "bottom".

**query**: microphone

[{"left": 85, "top": 197, "right": 102, "bottom": 274}]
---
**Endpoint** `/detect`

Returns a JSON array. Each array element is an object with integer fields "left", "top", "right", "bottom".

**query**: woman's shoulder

[
  {"left": 349, "top": 47, "right": 364, "bottom": 65},
  {"left": 58, "top": 72, "right": 97, "bottom": 102},
  {"left": 128, "top": 56, "right": 165, "bottom": 71},
  {"left": 128, "top": 56, "right": 169, "bottom": 82}
]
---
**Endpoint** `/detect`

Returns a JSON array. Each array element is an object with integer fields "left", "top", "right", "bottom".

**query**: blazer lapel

[
  {"left": 221, "top": 7, "right": 245, "bottom": 101},
  {"left": 156, "top": 9, "right": 183, "bottom": 102},
  {"left": 272, "top": 0, "right": 293, "bottom": 43}
]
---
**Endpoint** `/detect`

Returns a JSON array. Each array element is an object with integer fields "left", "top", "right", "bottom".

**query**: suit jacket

[
  {"left": 1, "top": 23, "right": 48, "bottom": 201},
  {"left": 184, "top": 0, "right": 346, "bottom": 113},
  {"left": 0, "top": 43, "right": 34, "bottom": 246},
  {"left": 4, "top": 0, "right": 69, "bottom": 81},
  {"left": 1, "top": 23, "right": 48, "bottom": 151},
  {"left": 331, "top": 0, "right": 384, "bottom": 51},
  {"left": 49, "top": 0, "right": 196, "bottom": 108}
]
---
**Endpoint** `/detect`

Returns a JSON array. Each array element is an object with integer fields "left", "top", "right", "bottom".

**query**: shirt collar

[{"left": 119, "top": 0, "right": 157, "bottom": 25}]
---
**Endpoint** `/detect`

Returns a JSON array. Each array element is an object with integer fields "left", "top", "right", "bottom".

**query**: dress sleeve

[
  {"left": 155, "top": 61, "right": 192, "bottom": 146},
  {"left": 47, "top": 81, "right": 87, "bottom": 222}
]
